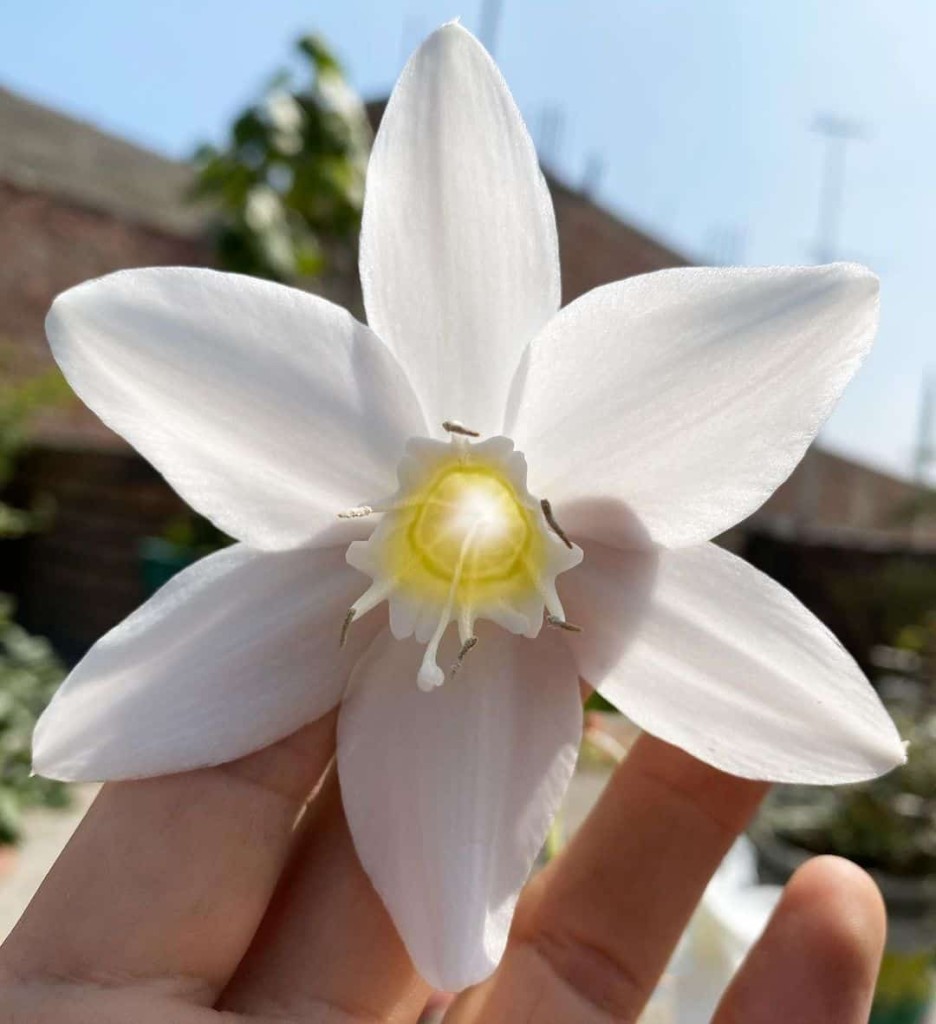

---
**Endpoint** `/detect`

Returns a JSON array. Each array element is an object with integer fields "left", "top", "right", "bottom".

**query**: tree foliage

[
  {"left": 192, "top": 34, "right": 371, "bottom": 283},
  {"left": 0, "top": 346, "right": 69, "bottom": 538}
]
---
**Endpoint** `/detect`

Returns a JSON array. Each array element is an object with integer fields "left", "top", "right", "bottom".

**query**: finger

[
  {"left": 713, "top": 856, "right": 885, "bottom": 1024},
  {"left": 0, "top": 713, "right": 337, "bottom": 1001},
  {"left": 219, "top": 768, "right": 430, "bottom": 1021},
  {"left": 448, "top": 733, "right": 768, "bottom": 1024}
]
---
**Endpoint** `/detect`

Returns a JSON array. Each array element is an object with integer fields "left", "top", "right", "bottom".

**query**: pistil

[{"left": 418, "top": 524, "right": 480, "bottom": 690}]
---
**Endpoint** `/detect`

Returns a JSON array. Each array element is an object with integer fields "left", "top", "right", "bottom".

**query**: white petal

[
  {"left": 337, "top": 624, "right": 581, "bottom": 990},
  {"left": 33, "top": 544, "right": 382, "bottom": 781},
  {"left": 360, "top": 23, "right": 560, "bottom": 436},
  {"left": 509, "top": 264, "right": 878, "bottom": 548},
  {"left": 561, "top": 541, "right": 905, "bottom": 783},
  {"left": 48, "top": 268, "right": 427, "bottom": 550}
]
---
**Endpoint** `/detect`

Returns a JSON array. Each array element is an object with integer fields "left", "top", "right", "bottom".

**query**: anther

[
  {"left": 338, "top": 505, "right": 376, "bottom": 519},
  {"left": 442, "top": 420, "right": 480, "bottom": 438},
  {"left": 339, "top": 608, "right": 356, "bottom": 648},
  {"left": 546, "top": 614, "right": 583, "bottom": 633},
  {"left": 450, "top": 636, "right": 478, "bottom": 678},
  {"left": 541, "top": 498, "right": 573, "bottom": 549}
]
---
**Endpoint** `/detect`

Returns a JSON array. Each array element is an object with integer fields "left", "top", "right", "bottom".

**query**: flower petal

[
  {"left": 337, "top": 624, "right": 581, "bottom": 989},
  {"left": 47, "top": 268, "right": 427, "bottom": 550},
  {"left": 33, "top": 544, "right": 382, "bottom": 781},
  {"left": 561, "top": 540, "right": 905, "bottom": 783},
  {"left": 360, "top": 22, "right": 560, "bottom": 436},
  {"left": 509, "top": 264, "right": 878, "bottom": 548}
]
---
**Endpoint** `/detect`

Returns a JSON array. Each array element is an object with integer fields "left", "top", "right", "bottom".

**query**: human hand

[{"left": 0, "top": 714, "right": 884, "bottom": 1023}]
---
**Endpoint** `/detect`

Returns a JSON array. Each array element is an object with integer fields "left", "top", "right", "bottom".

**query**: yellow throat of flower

[
  {"left": 394, "top": 461, "right": 540, "bottom": 604},
  {"left": 343, "top": 432, "right": 583, "bottom": 690}
]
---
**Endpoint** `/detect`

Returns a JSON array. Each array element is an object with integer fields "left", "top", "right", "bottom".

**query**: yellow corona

[{"left": 342, "top": 430, "right": 583, "bottom": 689}]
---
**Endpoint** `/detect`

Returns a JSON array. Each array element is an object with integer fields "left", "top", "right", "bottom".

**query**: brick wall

[
  {"left": 0, "top": 178, "right": 212, "bottom": 656},
  {"left": 0, "top": 179, "right": 211, "bottom": 446},
  {"left": 749, "top": 447, "right": 936, "bottom": 543},
  {"left": 2, "top": 447, "right": 187, "bottom": 662},
  {"left": 743, "top": 528, "right": 936, "bottom": 671},
  {"left": 550, "top": 180, "right": 687, "bottom": 302}
]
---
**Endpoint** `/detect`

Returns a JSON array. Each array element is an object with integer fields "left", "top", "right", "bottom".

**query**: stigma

[{"left": 340, "top": 428, "right": 583, "bottom": 690}]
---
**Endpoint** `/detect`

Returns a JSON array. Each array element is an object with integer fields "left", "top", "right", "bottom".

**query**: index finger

[{"left": 449, "top": 733, "right": 768, "bottom": 1023}]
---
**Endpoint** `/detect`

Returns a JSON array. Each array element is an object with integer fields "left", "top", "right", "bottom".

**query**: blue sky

[{"left": 1, "top": 1, "right": 932, "bottom": 479}]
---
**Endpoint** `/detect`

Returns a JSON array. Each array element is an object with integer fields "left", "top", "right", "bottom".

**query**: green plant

[
  {"left": 192, "top": 33, "right": 371, "bottom": 283},
  {"left": 0, "top": 595, "right": 69, "bottom": 845},
  {"left": 0, "top": 347, "right": 70, "bottom": 538},
  {"left": 159, "top": 511, "right": 231, "bottom": 559},
  {"left": 762, "top": 700, "right": 936, "bottom": 878},
  {"left": 0, "top": 350, "right": 73, "bottom": 844}
]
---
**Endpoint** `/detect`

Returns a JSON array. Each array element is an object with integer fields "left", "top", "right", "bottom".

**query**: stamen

[
  {"left": 450, "top": 636, "right": 478, "bottom": 678},
  {"left": 546, "top": 614, "right": 583, "bottom": 633},
  {"left": 339, "top": 608, "right": 356, "bottom": 648},
  {"left": 541, "top": 498, "right": 573, "bottom": 549},
  {"left": 519, "top": 549, "right": 578, "bottom": 632},
  {"left": 337, "top": 505, "right": 378, "bottom": 519},
  {"left": 341, "top": 578, "right": 397, "bottom": 647},
  {"left": 442, "top": 420, "right": 480, "bottom": 438}
]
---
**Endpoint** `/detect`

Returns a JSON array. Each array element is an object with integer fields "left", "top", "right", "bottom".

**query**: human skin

[{"left": 0, "top": 717, "right": 885, "bottom": 1023}]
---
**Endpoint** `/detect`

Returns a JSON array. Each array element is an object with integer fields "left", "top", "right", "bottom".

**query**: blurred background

[{"left": 0, "top": 2, "right": 934, "bottom": 1021}]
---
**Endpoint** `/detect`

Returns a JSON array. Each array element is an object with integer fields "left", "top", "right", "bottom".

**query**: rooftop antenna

[
  {"left": 812, "top": 114, "right": 865, "bottom": 263},
  {"left": 797, "top": 116, "right": 865, "bottom": 532},
  {"left": 536, "top": 104, "right": 565, "bottom": 173},
  {"left": 581, "top": 153, "right": 606, "bottom": 199},
  {"left": 399, "top": 12, "right": 424, "bottom": 67},
  {"left": 478, "top": 0, "right": 505, "bottom": 56}
]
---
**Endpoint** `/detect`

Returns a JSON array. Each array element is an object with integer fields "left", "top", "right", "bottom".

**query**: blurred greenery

[
  {"left": 192, "top": 33, "right": 371, "bottom": 283},
  {"left": 0, "top": 595, "right": 69, "bottom": 846},
  {"left": 159, "top": 511, "right": 231, "bottom": 558},
  {"left": 139, "top": 511, "right": 232, "bottom": 597},
  {"left": 763, "top": 698, "right": 936, "bottom": 878},
  {"left": 759, "top": 585, "right": 936, "bottom": 880},
  {"left": 0, "top": 347, "right": 69, "bottom": 539},
  {"left": 896, "top": 611, "right": 936, "bottom": 688},
  {"left": 0, "top": 349, "right": 73, "bottom": 844}
]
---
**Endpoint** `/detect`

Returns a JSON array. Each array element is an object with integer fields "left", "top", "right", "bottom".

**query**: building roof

[
  {"left": 0, "top": 85, "right": 203, "bottom": 236},
  {"left": 547, "top": 175, "right": 688, "bottom": 302}
]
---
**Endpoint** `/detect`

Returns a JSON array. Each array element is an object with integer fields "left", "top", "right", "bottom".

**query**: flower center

[
  {"left": 340, "top": 429, "right": 583, "bottom": 690},
  {"left": 410, "top": 466, "right": 530, "bottom": 585}
]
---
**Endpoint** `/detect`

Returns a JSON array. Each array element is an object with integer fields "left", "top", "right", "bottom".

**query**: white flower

[{"left": 32, "top": 22, "right": 904, "bottom": 991}]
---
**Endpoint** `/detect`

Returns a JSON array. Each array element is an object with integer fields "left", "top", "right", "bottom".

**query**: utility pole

[
  {"left": 399, "top": 14, "right": 423, "bottom": 67},
  {"left": 914, "top": 375, "right": 935, "bottom": 486},
  {"left": 812, "top": 115, "right": 864, "bottom": 264},
  {"left": 479, "top": 0, "right": 504, "bottom": 57},
  {"left": 910, "top": 374, "right": 935, "bottom": 539},
  {"left": 581, "top": 153, "right": 606, "bottom": 200},
  {"left": 796, "top": 116, "right": 864, "bottom": 533}
]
